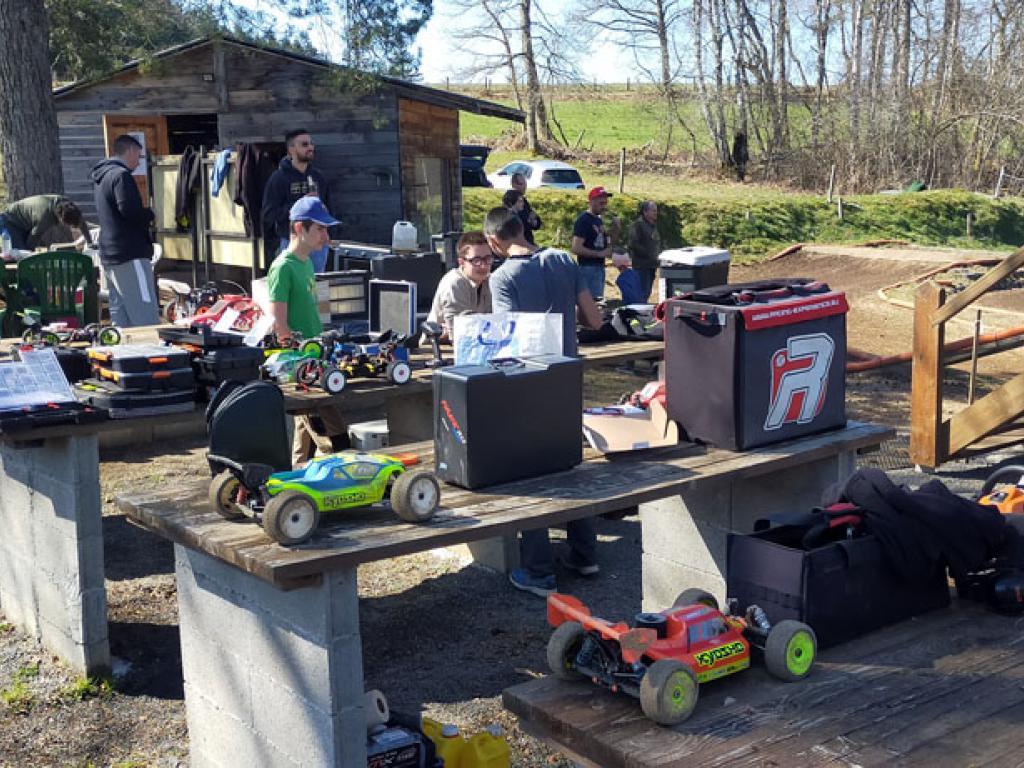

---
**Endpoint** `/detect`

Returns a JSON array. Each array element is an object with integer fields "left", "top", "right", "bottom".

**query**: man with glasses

[
  {"left": 261, "top": 129, "right": 337, "bottom": 273},
  {"left": 423, "top": 231, "right": 493, "bottom": 341}
]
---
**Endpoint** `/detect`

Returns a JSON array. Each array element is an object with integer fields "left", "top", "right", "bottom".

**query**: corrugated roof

[{"left": 52, "top": 35, "right": 524, "bottom": 123}]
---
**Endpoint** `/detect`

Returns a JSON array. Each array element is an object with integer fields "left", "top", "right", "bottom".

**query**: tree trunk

[
  {"left": 520, "top": 0, "right": 547, "bottom": 151},
  {"left": 0, "top": 0, "right": 63, "bottom": 199}
]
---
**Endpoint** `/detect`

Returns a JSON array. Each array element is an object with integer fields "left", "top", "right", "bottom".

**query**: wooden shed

[{"left": 52, "top": 36, "right": 522, "bottom": 275}]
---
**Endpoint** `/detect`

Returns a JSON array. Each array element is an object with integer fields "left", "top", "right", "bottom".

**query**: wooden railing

[{"left": 910, "top": 247, "right": 1024, "bottom": 469}]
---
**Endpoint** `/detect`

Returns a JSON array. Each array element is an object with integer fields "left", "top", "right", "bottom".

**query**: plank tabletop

[
  {"left": 503, "top": 600, "right": 1024, "bottom": 768},
  {"left": 117, "top": 421, "right": 892, "bottom": 589}
]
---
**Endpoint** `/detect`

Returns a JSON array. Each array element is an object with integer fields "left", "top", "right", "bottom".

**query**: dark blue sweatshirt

[{"left": 89, "top": 159, "right": 154, "bottom": 266}]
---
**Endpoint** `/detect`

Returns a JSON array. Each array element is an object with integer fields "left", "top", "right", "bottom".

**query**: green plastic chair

[{"left": 0, "top": 251, "right": 98, "bottom": 337}]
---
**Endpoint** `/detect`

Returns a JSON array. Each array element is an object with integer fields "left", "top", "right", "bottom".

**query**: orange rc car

[{"left": 546, "top": 589, "right": 817, "bottom": 726}]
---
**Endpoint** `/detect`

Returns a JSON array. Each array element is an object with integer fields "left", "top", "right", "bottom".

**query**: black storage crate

[
  {"left": 87, "top": 344, "right": 193, "bottom": 374},
  {"left": 0, "top": 401, "right": 107, "bottom": 433},
  {"left": 665, "top": 280, "right": 848, "bottom": 450},
  {"left": 434, "top": 355, "right": 583, "bottom": 489},
  {"left": 75, "top": 379, "right": 195, "bottom": 419},
  {"left": 93, "top": 365, "right": 195, "bottom": 392},
  {"left": 193, "top": 346, "right": 265, "bottom": 385},
  {"left": 159, "top": 324, "right": 245, "bottom": 349},
  {"left": 727, "top": 525, "right": 951, "bottom": 648}
]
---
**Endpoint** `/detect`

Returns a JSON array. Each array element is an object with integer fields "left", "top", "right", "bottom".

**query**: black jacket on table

[
  {"left": 90, "top": 158, "right": 154, "bottom": 266},
  {"left": 260, "top": 157, "right": 333, "bottom": 241}
]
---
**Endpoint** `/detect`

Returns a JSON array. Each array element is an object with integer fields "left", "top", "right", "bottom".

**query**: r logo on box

[{"left": 764, "top": 333, "right": 835, "bottom": 431}]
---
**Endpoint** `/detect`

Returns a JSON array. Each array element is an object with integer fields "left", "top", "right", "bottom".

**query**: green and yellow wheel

[
  {"left": 639, "top": 659, "right": 699, "bottom": 725},
  {"left": 764, "top": 619, "right": 817, "bottom": 682}
]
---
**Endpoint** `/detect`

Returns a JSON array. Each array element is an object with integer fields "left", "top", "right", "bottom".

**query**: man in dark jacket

[
  {"left": 510, "top": 172, "right": 542, "bottom": 245},
  {"left": 627, "top": 200, "right": 661, "bottom": 302},
  {"left": 1, "top": 195, "right": 90, "bottom": 250},
  {"left": 90, "top": 134, "right": 159, "bottom": 327},
  {"left": 260, "top": 129, "right": 336, "bottom": 273}
]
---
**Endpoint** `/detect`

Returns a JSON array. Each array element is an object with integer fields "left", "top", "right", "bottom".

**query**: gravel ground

[{"left": 2, "top": 254, "right": 1021, "bottom": 767}]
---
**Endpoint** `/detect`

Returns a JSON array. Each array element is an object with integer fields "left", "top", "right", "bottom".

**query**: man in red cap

[{"left": 571, "top": 186, "right": 618, "bottom": 302}]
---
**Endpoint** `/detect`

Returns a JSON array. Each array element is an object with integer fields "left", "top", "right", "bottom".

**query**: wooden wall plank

[{"left": 909, "top": 281, "right": 946, "bottom": 469}]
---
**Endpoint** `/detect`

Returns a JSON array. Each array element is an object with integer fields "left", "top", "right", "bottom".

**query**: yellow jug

[
  {"left": 422, "top": 717, "right": 465, "bottom": 767},
  {"left": 460, "top": 725, "right": 511, "bottom": 768}
]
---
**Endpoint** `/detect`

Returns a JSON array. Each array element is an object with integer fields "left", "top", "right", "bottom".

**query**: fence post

[
  {"left": 994, "top": 166, "right": 1006, "bottom": 198},
  {"left": 967, "top": 212, "right": 973, "bottom": 239},
  {"left": 618, "top": 148, "right": 626, "bottom": 193},
  {"left": 827, "top": 164, "right": 836, "bottom": 203},
  {"left": 837, "top": 196, "right": 843, "bottom": 220},
  {"left": 909, "top": 281, "right": 947, "bottom": 470}
]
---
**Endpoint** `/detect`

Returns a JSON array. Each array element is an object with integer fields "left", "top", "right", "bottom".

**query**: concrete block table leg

[
  {"left": 175, "top": 546, "right": 368, "bottom": 767},
  {"left": 0, "top": 435, "right": 109, "bottom": 677},
  {"left": 640, "top": 452, "right": 856, "bottom": 611}
]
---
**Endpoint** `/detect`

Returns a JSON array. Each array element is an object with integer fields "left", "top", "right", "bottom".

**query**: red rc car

[{"left": 546, "top": 589, "right": 817, "bottom": 726}]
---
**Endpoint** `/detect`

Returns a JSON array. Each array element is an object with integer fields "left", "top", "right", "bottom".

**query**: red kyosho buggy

[{"left": 546, "top": 589, "right": 817, "bottom": 726}]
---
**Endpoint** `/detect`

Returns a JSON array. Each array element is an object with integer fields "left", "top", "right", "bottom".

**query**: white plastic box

[
  {"left": 348, "top": 419, "right": 390, "bottom": 451},
  {"left": 658, "top": 247, "right": 731, "bottom": 302}
]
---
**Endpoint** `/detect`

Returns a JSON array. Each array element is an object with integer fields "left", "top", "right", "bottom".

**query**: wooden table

[
  {"left": 116, "top": 421, "right": 890, "bottom": 766},
  {"left": 504, "top": 600, "right": 1024, "bottom": 767}
]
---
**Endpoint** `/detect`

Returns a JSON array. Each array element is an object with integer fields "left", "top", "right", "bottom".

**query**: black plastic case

[
  {"left": 75, "top": 379, "right": 196, "bottom": 419},
  {"left": 93, "top": 365, "right": 196, "bottom": 392},
  {"left": 158, "top": 324, "right": 246, "bottom": 349},
  {"left": 87, "top": 344, "right": 193, "bottom": 374},
  {"left": 193, "top": 346, "right": 265, "bottom": 385}
]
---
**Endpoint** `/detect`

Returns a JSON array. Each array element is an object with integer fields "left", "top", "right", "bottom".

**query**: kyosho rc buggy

[
  {"left": 546, "top": 589, "right": 817, "bottom": 726},
  {"left": 208, "top": 450, "right": 441, "bottom": 544},
  {"left": 21, "top": 320, "right": 122, "bottom": 347}
]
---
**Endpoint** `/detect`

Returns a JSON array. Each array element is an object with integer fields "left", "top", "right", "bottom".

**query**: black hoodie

[
  {"left": 260, "top": 157, "right": 332, "bottom": 241},
  {"left": 90, "top": 158, "right": 154, "bottom": 266}
]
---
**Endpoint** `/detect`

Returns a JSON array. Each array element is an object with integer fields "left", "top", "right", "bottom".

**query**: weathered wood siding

[
  {"left": 398, "top": 98, "right": 461, "bottom": 243},
  {"left": 56, "top": 112, "right": 107, "bottom": 219},
  {"left": 54, "top": 41, "right": 404, "bottom": 245}
]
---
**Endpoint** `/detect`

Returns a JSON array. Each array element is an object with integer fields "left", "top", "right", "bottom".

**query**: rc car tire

[
  {"left": 672, "top": 588, "right": 719, "bottom": 610},
  {"left": 98, "top": 326, "right": 122, "bottom": 346},
  {"left": 208, "top": 471, "right": 246, "bottom": 520},
  {"left": 546, "top": 621, "right": 586, "bottom": 681},
  {"left": 764, "top": 620, "right": 817, "bottom": 682},
  {"left": 21, "top": 329, "right": 37, "bottom": 343},
  {"left": 321, "top": 365, "right": 347, "bottom": 394},
  {"left": 386, "top": 360, "right": 412, "bottom": 385},
  {"left": 295, "top": 359, "right": 321, "bottom": 387},
  {"left": 390, "top": 470, "right": 440, "bottom": 522},
  {"left": 639, "top": 659, "right": 699, "bottom": 725},
  {"left": 300, "top": 339, "right": 323, "bottom": 359},
  {"left": 263, "top": 491, "right": 320, "bottom": 545}
]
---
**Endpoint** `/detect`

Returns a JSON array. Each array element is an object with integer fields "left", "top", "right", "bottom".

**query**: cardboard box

[{"left": 582, "top": 399, "right": 678, "bottom": 453}]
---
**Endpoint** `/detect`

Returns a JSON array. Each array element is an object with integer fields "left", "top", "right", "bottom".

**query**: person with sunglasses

[{"left": 423, "top": 230, "right": 493, "bottom": 341}]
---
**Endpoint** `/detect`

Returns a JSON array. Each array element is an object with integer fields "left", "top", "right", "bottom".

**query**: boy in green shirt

[
  {"left": 267, "top": 197, "right": 343, "bottom": 465},
  {"left": 266, "top": 197, "right": 337, "bottom": 344}
]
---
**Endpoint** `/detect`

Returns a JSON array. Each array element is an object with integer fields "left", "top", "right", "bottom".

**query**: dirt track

[{"left": 1, "top": 250, "right": 1022, "bottom": 767}]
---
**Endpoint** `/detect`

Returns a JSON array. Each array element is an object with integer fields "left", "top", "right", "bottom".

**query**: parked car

[
  {"left": 488, "top": 159, "right": 585, "bottom": 190},
  {"left": 460, "top": 145, "right": 493, "bottom": 188}
]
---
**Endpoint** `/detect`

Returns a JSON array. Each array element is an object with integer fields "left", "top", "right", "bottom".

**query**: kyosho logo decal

[
  {"left": 765, "top": 333, "right": 835, "bottom": 431},
  {"left": 695, "top": 641, "right": 745, "bottom": 667}
]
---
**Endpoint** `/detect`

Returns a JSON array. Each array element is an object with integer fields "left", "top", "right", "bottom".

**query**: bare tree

[{"left": 0, "top": 0, "right": 63, "bottom": 199}]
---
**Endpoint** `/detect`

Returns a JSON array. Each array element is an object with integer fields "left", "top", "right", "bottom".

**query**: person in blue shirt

[
  {"left": 571, "top": 186, "right": 619, "bottom": 302},
  {"left": 484, "top": 207, "right": 603, "bottom": 596},
  {"left": 613, "top": 252, "right": 646, "bottom": 305}
]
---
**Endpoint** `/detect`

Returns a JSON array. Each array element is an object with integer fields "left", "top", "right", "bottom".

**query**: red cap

[{"left": 588, "top": 186, "right": 612, "bottom": 201}]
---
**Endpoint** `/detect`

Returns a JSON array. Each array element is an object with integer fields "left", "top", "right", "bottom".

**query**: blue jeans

[
  {"left": 279, "top": 238, "right": 329, "bottom": 273},
  {"left": 636, "top": 267, "right": 656, "bottom": 303},
  {"left": 579, "top": 262, "right": 606, "bottom": 301},
  {"left": 520, "top": 519, "right": 597, "bottom": 578}
]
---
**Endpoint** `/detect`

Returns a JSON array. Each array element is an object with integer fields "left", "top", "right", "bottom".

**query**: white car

[{"left": 487, "top": 160, "right": 585, "bottom": 190}]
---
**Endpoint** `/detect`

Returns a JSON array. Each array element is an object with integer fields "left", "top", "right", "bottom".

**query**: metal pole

[
  {"left": 995, "top": 166, "right": 1006, "bottom": 198},
  {"left": 618, "top": 147, "right": 626, "bottom": 193},
  {"left": 827, "top": 164, "right": 836, "bottom": 204},
  {"left": 968, "top": 309, "right": 982, "bottom": 404}
]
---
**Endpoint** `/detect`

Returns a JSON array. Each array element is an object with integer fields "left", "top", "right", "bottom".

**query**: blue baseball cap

[{"left": 289, "top": 197, "right": 339, "bottom": 226}]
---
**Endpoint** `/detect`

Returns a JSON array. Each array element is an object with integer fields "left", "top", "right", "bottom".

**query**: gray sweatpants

[{"left": 105, "top": 258, "right": 159, "bottom": 328}]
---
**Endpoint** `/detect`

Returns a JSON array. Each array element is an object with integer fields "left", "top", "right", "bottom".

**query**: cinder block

[
  {"left": 252, "top": 574, "right": 330, "bottom": 642},
  {"left": 456, "top": 536, "right": 520, "bottom": 573},
  {"left": 0, "top": 480, "right": 35, "bottom": 553},
  {"left": 252, "top": 672, "right": 337, "bottom": 766},
  {"left": 0, "top": 550, "right": 38, "bottom": 636},
  {"left": 640, "top": 484, "right": 731, "bottom": 562},
  {"left": 731, "top": 455, "right": 846, "bottom": 528},
  {"left": 30, "top": 474, "right": 102, "bottom": 539},
  {"left": 247, "top": 619, "right": 331, "bottom": 711},
  {"left": 180, "top": 621, "right": 253, "bottom": 722},
  {"left": 333, "top": 703, "right": 371, "bottom": 767},
  {"left": 327, "top": 568, "right": 360, "bottom": 641},
  {"left": 184, "top": 682, "right": 295, "bottom": 768},
  {"left": 176, "top": 553, "right": 258, "bottom": 648},
  {"left": 327, "top": 634, "right": 365, "bottom": 713},
  {"left": 642, "top": 551, "right": 726, "bottom": 613}
]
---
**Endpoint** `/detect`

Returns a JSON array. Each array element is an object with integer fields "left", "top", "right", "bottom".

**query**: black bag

[{"left": 207, "top": 380, "right": 291, "bottom": 474}]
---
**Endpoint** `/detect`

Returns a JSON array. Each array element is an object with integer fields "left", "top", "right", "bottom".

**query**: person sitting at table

[
  {"left": 422, "top": 231, "right": 493, "bottom": 342},
  {"left": 484, "top": 206, "right": 603, "bottom": 597},
  {"left": 1, "top": 194, "right": 91, "bottom": 251},
  {"left": 267, "top": 196, "right": 346, "bottom": 465}
]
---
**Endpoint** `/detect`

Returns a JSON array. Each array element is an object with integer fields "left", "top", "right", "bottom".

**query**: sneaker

[
  {"left": 509, "top": 568, "right": 556, "bottom": 597},
  {"left": 561, "top": 553, "right": 600, "bottom": 577}
]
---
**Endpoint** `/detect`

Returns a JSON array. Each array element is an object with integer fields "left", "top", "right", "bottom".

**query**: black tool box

[
  {"left": 193, "top": 345, "right": 264, "bottom": 385},
  {"left": 727, "top": 523, "right": 950, "bottom": 648},
  {"left": 87, "top": 344, "right": 193, "bottom": 374},
  {"left": 664, "top": 279, "right": 848, "bottom": 450},
  {"left": 13, "top": 345, "right": 91, "bottom": 383},
  {"left": 93, "top": 365, "right": 196, "bottom": 392},
  {"left": 75, "top": 379, "right": 195, "bottom": 419},
  {"left": 0, "top": 401, "right": 107, "bottom": 433},
  {"left": 0, "top": 348, "right": 108, "bottom": 433},
  {"left": 158, "top": 324, "right": 245, "bottom": 349},
  {"left": 433, "top": 355, "right": 583, "bottom": 489}
]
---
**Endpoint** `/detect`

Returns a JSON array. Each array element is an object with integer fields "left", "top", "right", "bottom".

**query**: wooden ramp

[{"left": 504, "top": 601, "right": 1024, "bottom": 768}]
